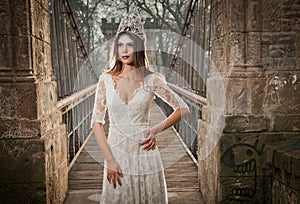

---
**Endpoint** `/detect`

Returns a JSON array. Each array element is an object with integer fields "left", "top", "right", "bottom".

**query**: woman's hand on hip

[
  {"left": 139, "top": 129, "right": 156, "bottom": 150},
  {"left": 106, "top": 159, "right": 123, "bottom": 188}
]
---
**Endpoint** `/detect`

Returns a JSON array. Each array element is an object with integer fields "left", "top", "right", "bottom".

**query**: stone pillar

[
  {"left": 0, "top": 0, "right": 68, "bottom": 203},
  {"left": 198, "top": 0, "right": 300, "bottom": 203}
]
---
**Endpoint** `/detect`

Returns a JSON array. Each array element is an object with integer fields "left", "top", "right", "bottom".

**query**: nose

[{"left": 122, "top": 45, "right": 128, "bottom": 53}]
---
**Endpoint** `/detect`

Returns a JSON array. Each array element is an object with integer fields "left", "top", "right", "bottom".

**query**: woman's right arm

[
  {"left": 92, "top": 123, "right": 115, "bottom": 164},
  {"left": 92, "top": 123, "right": 123, "bottom": 188},
  {"left": 91, "top": 74, "right": 122, "bottom": 188}
]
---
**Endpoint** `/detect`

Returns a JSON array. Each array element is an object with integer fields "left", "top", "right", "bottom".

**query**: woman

[{"left": 91, "top": 11, "right": 190, "bottom": 204}]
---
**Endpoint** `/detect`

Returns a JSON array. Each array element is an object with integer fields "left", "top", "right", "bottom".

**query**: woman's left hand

[{"left": 139, "top": 129, "right": 156, "bottom": 150}]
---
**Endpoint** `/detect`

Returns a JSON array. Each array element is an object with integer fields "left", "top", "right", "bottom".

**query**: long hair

[{"left": 107, "top": 31, "right": 151, "bottom": 77}]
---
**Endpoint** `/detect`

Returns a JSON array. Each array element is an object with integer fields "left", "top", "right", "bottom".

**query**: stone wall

[
  {"left": 198, "top": 0, "right": 300, "bottom": 203},
  {"left": 0, "top": 0, "right": 68, "bottom": 203},
  {"left": 266, "top": 138, "right": 300, "bottom": 204}
]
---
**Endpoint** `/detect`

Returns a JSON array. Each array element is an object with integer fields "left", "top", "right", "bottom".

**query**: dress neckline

[{"left": 108, "top": 74, "right": 148, "bottom": 106}]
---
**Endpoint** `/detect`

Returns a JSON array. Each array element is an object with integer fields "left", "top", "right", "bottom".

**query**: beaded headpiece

[{"left": 116, "top": 9, "right": 145, "bottom": 41}]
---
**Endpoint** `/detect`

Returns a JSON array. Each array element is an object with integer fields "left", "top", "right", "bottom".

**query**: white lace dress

[{"left": 90, "top": 72, "right": 188, "bottom": 204}]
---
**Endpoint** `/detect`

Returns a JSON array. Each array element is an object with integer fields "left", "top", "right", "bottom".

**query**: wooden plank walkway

[{"left": 64, "top": 103, "right": 202, "bottom": 204}]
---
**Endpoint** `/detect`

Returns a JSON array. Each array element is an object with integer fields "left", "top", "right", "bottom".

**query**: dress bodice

[{"left": 90, "top": 72, "right": 188, "bottom": 129}]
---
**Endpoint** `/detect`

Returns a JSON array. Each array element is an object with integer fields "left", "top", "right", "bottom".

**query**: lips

[{"left": 122, "top": 55, "right": 129, "bottom": 59}]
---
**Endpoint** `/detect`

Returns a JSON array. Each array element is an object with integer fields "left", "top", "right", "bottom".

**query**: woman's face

[{"left": 117, "top": 34, "right": 135, "bottom": 65}]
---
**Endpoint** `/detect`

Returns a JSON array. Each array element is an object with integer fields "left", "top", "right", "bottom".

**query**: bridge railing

[
  {"left": 56, "top": 85, "right": 96, "bottom": 170},
  {"left": 160, "top": 0, "right": 212, "bottom": 159},
  {"left": 49, "top": 0, "right": 98, "bottom": 168}
]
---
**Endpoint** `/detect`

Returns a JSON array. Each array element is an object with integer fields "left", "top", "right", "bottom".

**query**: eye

[
  {"left": 117, "top": 43, "right": 123, "bottom": 47},
  {"left": 127, "top": 43, "right": 134, "bottom": 48}
]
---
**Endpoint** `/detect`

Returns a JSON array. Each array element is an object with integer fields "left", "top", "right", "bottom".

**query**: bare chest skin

[{"left": 112, "top": 75, "right": 143, "bottom": 104}]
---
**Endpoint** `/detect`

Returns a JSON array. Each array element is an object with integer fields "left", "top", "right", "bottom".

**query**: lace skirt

[{"left": 100, "top": 124, "right": 168, "bottom": 204}]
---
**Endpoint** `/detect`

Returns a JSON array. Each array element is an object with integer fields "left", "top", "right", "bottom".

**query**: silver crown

[{"left": 117, "top": 9, "right": 145, "bottom": 40}]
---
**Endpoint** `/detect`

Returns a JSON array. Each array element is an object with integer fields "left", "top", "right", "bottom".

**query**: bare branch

[
  {"left": 88, "top": 0, "right": 102, "bottom": 20},
  {"left": 135, "top": 0, "right": 180, "bottom": 32},
  {"left": 160, "top": 0, "right": 183, "bottom": 29}
]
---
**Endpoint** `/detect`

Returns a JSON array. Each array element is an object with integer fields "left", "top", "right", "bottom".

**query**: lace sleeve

[
  {"left": 90, "top": 74, "right": 107, "bottom": 128},
  {"left": 152, "top": 74, "right": 189, "bottom": 110}
]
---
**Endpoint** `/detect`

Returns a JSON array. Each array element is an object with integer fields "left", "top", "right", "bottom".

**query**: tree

[
  {"left": 70, "top": 0, "right": 105, "bottom": 53},
  {"left": 70, "top": 0, "right": 190, "bottom": 53},
  {"left": 101, "top": 0, "right": 189, "bottom": 33}
]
